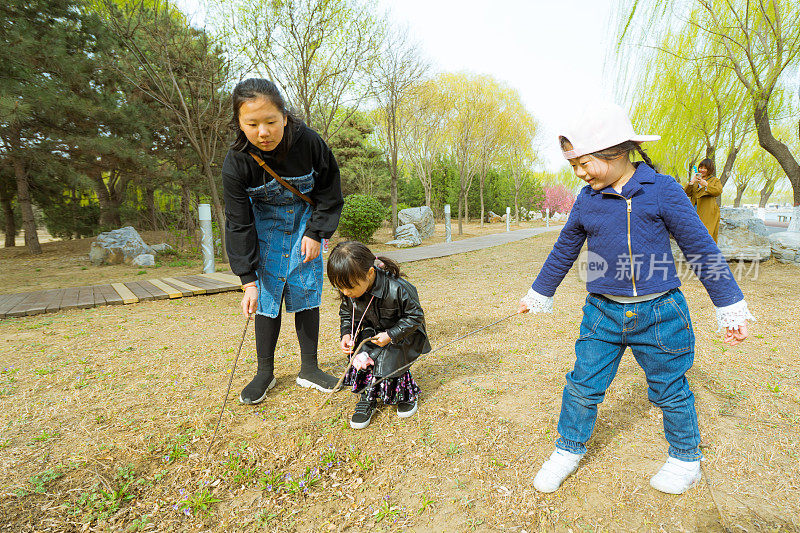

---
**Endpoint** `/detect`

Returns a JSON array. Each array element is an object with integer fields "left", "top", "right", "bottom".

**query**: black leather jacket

[{"left": 339, "top": 268, "right": 431, "bottom": 378}]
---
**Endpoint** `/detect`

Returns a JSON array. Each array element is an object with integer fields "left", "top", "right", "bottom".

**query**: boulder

[
  {"left": 487, "top": 211, "right": 503, "bottom": 223},
  {"left": 132, "top": 254, "right": 155, "bottom": 267},
  {"left": 531, "top": 211, "right": 543, "bottom": 221},
  {"left": 386, "top": 223, "right": 422, "bottom": 248},
  {"left": 717, "top": 207, "right": 772, "bottom": 261},
  {"left": 398, "top": 206, "right": 435, "bottom": 239},
  {"left": 89, "top": 226, "right": 156, "bottom": 266},
  {"left": 151, "top": 243, "right": 174, "bottom": 253},
  {"left": 770, "top": 231, "right": 800, "bottom": 266}
]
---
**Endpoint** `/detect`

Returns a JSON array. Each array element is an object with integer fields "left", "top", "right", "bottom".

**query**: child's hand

[
  {"left": 373, "top": 332, "right": 392, "bottom": 347},
  {"left": 352, "top": 352, "right": 374, "bottom": 371},
  {"left": 340, "top": 334, "right": 353, "bottom": 354},
  {"left": 723, "top": 321, "right": 748, "bottom": 346},
  {"left": 518, "top": 300, "right": 530, "bottom": 314}
]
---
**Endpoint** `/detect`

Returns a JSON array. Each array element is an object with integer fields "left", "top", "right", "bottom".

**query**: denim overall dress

[{"left": 246, "top": 170, "right": 322, "bottom": 318}]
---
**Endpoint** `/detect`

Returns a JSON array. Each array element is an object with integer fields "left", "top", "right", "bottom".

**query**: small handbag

[{"left": 248, "top": 152, "right": 316, "bottom": 207}]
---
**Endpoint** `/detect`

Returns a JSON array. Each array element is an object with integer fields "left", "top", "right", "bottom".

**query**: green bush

[{"left": 338, "top": 194, "right": 387, "bottom": 243}]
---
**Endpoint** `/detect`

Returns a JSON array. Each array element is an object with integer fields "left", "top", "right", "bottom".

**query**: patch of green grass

[
  {"left": 72, "top": 465, "right": 140, "bottom": 523},
  {"left": 175, "top": 487, "right": 220, "bottom": 517},
  {"left": 446, "top": 443, "right": 462, "bottom": 456},
  {"left": 34, "top": 367, "right": 56, "bottom": 376},
  {"left": 136, "top": 270, "right": 146, "bottom": 275},
  {"left": 166, "top": 259, "right": 195, "bottom": 268},
  {"left": 21, "top": 466, "right": 66, "bottom": 495},
  {"left": 374, "top": 498, "right": 401, "bottom": 523},
  {"left": 31, "top": 429, "right": 60, "bottom": 444},
  {"left": 418, "top": 494, "right": 435, "bottom": 515}
]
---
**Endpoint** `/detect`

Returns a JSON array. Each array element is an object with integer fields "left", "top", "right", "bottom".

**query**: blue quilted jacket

[{"left": 531, "top": 163, "right": 743, "bottom": 307}]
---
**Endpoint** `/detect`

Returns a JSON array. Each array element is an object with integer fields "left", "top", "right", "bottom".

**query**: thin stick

[
  {"left": 354, "top": 311, "right": 522, "bottom": 393},
  {"left": 205, "top": 315, "right": 251, "bottom": 460}
]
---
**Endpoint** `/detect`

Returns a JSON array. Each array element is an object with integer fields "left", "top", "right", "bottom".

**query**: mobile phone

[{"left": 692, "top": 165, "right": 698, "bottom": 174}]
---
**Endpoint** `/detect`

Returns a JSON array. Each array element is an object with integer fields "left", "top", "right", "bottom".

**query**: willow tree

[
  {"left": 438, "top": 73, "right": 487, "bottom": 234},
  {"left": 617, "top": 0, "right": 800, "bottom": 208},
  {"left": 398, "top": 79, "right": 448, "bottom": 209}
]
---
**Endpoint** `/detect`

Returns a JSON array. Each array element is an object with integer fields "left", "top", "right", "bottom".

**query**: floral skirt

[{"left": 343, "top": 366, "right": 420, "bottom": 404}]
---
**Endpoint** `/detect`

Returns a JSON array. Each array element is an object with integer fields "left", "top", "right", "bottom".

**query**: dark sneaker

[
  {"left": 397, "top": 400, "right": 418, "bottom": 418},
  {"left": 296, "top": 367, "right": 339, "bottom": 393},
  {"left": 350, "top": 395, "right": 377, "bottom": 429},
  {"left": 238, "top": 375, "right": 276, "bottom": 405}
]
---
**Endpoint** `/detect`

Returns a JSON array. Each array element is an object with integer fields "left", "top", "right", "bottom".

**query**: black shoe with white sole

[
  {"left": 350, "top": 394, "right": 377, "bottom": 429},
  {"left": 296, "top": 367, "right": 339, "bottom": 393},
  {"left": 397, "top": 400, "right": 418, "bottom": 418},
  {"left": 239, "top": 374, "right": 276, "bottom": 405}
]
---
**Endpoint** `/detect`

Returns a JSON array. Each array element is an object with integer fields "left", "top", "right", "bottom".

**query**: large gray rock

[
  {"left": 770, "top": 231, "right": 800, "bottom": 266},
  {"left": 386, "top": 223, "right": 422, "bottom": 248},
  {"left": 398, "top": 206, "right": 435, "bottom": 239},
  {"left": 132, "top": 254, "right": 155, "bottom": 267},
  {"left": 151, "top": 243, "right": 174, "bottom": 253},
  {"left": 717, "top": 207, "right": 772, "bottom": 261},
  {"left": 89, "top": 226, "right": 156, "bottom": 266}
]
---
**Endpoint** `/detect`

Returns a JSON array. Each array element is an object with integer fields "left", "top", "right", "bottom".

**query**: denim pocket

[
  {"left": 653, "top": 297, "right": 693, "bottom": 354},
  {"left": 578, "top": 295, "right": 604, "bottom": 339}
]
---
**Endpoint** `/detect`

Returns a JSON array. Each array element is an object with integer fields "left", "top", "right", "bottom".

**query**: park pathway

[{"left": 0, "top": 225, "right": 561, "bottom": 319}]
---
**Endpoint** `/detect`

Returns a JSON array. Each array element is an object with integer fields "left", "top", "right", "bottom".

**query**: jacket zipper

[{"left": 605, "top": 193, "right": 637, "bottom": 296}]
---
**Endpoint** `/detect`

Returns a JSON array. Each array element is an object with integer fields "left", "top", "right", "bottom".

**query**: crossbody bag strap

[{"left": 249, "top": 152, "right": 316, "bottom": 207}]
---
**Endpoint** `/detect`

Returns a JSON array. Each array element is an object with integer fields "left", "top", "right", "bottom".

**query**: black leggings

[{"left": 254, "top": 307, "right": 319, "bottom": 359}]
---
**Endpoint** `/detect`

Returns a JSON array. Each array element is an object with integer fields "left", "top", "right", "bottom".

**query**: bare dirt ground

[{"left": 1, "top": 229, "right": 799, "bottom": 532}]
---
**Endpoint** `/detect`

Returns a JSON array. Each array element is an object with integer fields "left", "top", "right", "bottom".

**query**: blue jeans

[{"left": 555, "top": 289, "right": 702, "bottom": 461}]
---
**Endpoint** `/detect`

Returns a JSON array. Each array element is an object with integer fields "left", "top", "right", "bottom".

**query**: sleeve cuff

[
  {"left": 521, "top": 288, "right": 554, "bottom": 314},
  {"left": 715, "top": 299, "right": 755, "bottom": 332},
  {"left": 302, "top": 229, "right": 321, "bottom": 242},
  {"left": 239, "top": 272, "right": 257, "bottom": 285}
]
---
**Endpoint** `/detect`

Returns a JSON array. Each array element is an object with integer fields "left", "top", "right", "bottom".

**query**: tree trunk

[
  {"left": 13, "top": 156, "right": 41, "bottom": 254},
  {"left": 181, "top": 184, "right": 197, "bottom": 237},
  {"left": 1, "top": 190, "right": 15, "bottom": 247},
  {"left": 457, "top": 192, "right": 463, "bottom": 235},
  {"left": 759, "top": 183, "right": 774, "bottom": 208},
  {"left": 717, "top": 146, "right": 739, "bottom": 207},
  {"left": 89, "top": 169, "right": 122, "bottom": 228},
  {"left": 514, "top": 190, "right": 520, "bottom": 223},
  {"left": 144, "top": 186, "right": 158, "bottom": 230},
  {"left": 479, "top": 174, "right": 485, "bottom": 228},
  {"left": 734, "top": 185, "right": 746, "bottom": 207},
  {"left": 202, "top": 161, "right": 228, "bottom": 263},
  {"left": 754, "top": 100, "right": 800, "bottom": 206}
]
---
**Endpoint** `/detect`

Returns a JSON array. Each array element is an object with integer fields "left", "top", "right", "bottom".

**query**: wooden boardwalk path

[
  {"left": 0, "top": 226, "right": 561, "bottom": 319},
  {"left": 0, "top": 272, "right": 243, "bottom": 319}
]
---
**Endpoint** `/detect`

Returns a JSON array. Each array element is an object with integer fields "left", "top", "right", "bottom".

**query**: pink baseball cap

[{"left": 559, "top": 101, "right": 660, "bottom": 159}]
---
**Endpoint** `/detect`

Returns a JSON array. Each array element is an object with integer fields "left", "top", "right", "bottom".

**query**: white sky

[{"left": 175, "top": 0, "right": 624, "bottom": 170}]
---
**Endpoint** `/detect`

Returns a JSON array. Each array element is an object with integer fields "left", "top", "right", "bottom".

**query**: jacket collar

[
  {"left": 368, "top": 267, "right": 388, "bottom": 298},
  {"left": 589, "top": 162, "right": 656, "bottom": 198}
]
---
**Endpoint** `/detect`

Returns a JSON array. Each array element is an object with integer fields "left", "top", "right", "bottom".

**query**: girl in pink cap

[{"left": 518, "top": 102, "right": 753, "bottom": 494}]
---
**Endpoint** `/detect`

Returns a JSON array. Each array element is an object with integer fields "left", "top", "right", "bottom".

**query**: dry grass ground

[{"left": 1, "top": 229, "right": 799, "bottom": 532}]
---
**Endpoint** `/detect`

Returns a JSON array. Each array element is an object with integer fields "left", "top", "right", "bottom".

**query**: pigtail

[
  {"left": 375, "top": 256, "right": 403, "bottom": 278},
  {"left": 635, "top": 144, "right": 658, "bottom": 172}
]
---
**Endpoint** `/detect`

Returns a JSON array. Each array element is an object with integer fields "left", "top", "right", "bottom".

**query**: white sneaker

[
  {"left": 649, "top": 457, "right": 702, "bottom": 494},
  {"left": 533, "top": 448, "right": 584, "bottom": 493}
]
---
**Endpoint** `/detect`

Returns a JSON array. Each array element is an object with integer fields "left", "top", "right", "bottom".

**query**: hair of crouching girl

[
  {"left": 559, "top": 137, "right": 658, "bottom": 173},
  {"left": 327, "top": 240, "right": 402, "bottom": 296}
]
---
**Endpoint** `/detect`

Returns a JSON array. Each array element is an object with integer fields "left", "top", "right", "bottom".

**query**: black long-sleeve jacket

[
  {"left": 339, "top": 268, "right": 432, "bottom": 378},
  {"left": 222, "top": 123, "right": 344, "bottom": 284}
]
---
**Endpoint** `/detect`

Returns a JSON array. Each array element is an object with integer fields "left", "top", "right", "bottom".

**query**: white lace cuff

[
  {"left": 715, "top": 299, "right": 755, "bottom": 332},
  {"left": 521, "top": 288, "right": 553, "bottom": 314}
]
